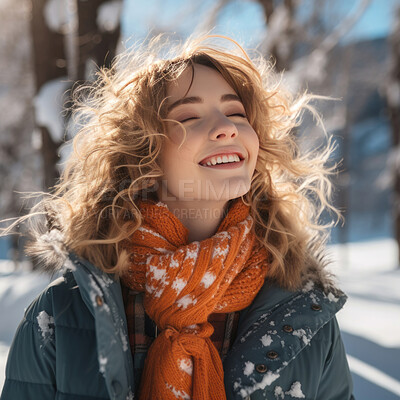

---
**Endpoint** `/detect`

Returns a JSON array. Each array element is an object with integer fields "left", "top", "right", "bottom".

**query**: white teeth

[{"left": 201, "top": 154, "right": 242, "bottom": 166}]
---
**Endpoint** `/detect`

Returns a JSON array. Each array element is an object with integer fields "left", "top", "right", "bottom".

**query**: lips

[{"left": 199, "top": 151, "right": 244, "bottom": 166}]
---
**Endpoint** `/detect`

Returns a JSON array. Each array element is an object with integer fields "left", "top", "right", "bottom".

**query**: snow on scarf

[{"left": 121, "top": 198, "right": 268, "bottom": 400}]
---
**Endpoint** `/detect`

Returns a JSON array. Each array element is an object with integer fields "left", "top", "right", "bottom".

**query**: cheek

[
  {"left": 166, "top": 122, "right": 189, "bottom": 146},
  {"left": 166, "top": 127, "right": 200, "bottom": 156},
  {"left": 159, "top": 138, "right": 191, "bottom": 170},
  {"left": 249, "top": 129, "right": 260, "bottom": 157}
]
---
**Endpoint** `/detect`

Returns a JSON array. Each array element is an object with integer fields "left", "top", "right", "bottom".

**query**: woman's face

[{"left": 157, "top": 63, "right": 259, "bottom": 204}]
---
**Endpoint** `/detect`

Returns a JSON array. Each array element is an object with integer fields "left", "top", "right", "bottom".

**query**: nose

[{"left": 209, "top": 114, "right": 238, "bottom": 141}]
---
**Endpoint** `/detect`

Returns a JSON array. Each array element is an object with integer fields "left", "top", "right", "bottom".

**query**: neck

[{"left": 157, "top": 198, "right": 230, "bottom": 242}]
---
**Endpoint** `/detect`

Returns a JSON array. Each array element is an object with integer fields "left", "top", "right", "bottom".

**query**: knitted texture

[{"left": 121, "top": 198, "right": 268, "bottom": 400}]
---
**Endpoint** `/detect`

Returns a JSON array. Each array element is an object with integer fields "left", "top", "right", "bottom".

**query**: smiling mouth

[
  {"left": 199, "top": 154, "right": 245, "bottom": 170},
  {"left": 199, "top": 153, "right": 244, "bottom": 167}
]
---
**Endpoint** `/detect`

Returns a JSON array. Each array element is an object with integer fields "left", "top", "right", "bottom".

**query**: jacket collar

[{"left": 65, "top": 252, "right": 135, "bottom": 400}]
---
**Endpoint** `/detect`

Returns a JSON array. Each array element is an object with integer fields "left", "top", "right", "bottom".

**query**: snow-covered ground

[
  {"left": 327, "top": 239, "right": 400, "bottom": 399},
  {"left": 0, "top": 239, "right": 399, "bottom": 398}
]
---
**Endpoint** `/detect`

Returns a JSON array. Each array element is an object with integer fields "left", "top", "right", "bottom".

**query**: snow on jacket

[{"left": 1, "top": 252, "right": 354, "bottom": 400}]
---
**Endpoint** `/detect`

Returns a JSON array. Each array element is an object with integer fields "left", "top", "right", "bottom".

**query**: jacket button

[
  {"left": 267, "top": 350, "right": 279, "bottom": 359},
  {"left": 255, "top": 364, "right": 268, "bottom": 373},
  {"left": 311, "top": 304, "right": 322, "bottom": 311},
  {"left": 283, "top": 324, "right": 293, "bottom": 333},
  {"left": 95, "top": 295, "right": 104, "bottom": 306}
]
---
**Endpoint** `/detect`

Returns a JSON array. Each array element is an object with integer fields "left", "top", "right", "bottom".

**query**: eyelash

[
  {"left": 229, "top": 113, "right": 247, "bottom": 119},
  {"left": 178, "top": 113, "right": 247, "bottom": 123}
]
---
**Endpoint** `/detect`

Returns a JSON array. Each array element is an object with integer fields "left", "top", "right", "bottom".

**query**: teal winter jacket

[{"left": 1, "top": 252, "right": 354, "bottom": 399}]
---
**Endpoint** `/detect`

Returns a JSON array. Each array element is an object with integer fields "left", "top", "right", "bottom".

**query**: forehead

[{"left": 167, "top": 63, "right": 236, "bottom": 100}]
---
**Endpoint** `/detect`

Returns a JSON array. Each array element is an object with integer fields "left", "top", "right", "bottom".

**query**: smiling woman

[
  {"left": 1, "top": 35, "right": 354, "bottom": 400},
  {"left": 158, "top": 63, "right": 259, "bottom": 241}
]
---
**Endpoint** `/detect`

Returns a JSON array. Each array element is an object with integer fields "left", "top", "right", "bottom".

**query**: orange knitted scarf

[{"left": 122, "top": 198, "right": 268, "bottom": 400}]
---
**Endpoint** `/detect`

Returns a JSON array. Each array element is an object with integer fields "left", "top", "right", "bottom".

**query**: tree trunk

[
  {"left": 387, "top": 8, "right": 400, "bottom": 265},
  {"left": 30, "top": 0, "right": 121, "bottom": 191},
  {"left": 30, "top": 0, "right": 67, "bottom": 189},
  {"left": 76, "top": 0, "right": 120, "bottom": 80},
  {"left": 257, "top": 0, "right": 295, "bottom": 71}
]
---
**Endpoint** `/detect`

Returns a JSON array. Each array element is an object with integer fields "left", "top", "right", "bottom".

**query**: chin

[{"left": 205, "top": 182, "right": 251, "bottom": 202}]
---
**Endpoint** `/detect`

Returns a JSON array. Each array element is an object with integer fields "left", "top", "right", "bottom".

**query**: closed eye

[
  {"left": 178, "top": 116, "right": 199, "bottom": 123},
  {"left": 228, "top": 113, "right": 247, "bottom": 118}
]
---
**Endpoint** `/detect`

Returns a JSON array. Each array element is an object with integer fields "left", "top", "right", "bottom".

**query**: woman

[{"left": 1, "top": 35, "right": 354, "bottom": 399}]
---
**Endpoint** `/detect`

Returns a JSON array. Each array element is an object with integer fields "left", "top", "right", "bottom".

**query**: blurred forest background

[{"left": 0, "top": 0, "right": 399, "bottom": 265}]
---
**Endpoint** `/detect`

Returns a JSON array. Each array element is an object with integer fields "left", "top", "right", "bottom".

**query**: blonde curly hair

[{"left": 9, "top": 35, "right": 339, "bottom": 290}]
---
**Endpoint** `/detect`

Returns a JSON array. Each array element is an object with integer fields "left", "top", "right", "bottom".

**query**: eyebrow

[{"left": 167, "top": 93, "right": 242, "bottom": 113}]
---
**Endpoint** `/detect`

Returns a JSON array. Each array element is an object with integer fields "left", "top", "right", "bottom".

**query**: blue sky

[
  {"left": 121, "top": 0, "right": 398, "bottom": 47},
  {"left": 333, "top": 0, "right": 398, "bottom": 42}
]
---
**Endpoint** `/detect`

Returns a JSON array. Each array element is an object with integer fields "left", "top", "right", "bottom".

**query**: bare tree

[
  {"left": 30, "top": 0, "right": 122, "bottom": 191},
  {"left": 386, "top": 7, "right": 400, "bottom": 265},
  {"left": 257, "top": 0, "right": 295, "bottom": 71}
]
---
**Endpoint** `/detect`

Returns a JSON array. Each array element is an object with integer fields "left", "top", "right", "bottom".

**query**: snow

[
  {"left": 137, "top": 226, "right": 166, "bottom": 241},
  {"left": 185, "top": 242, "right": 199, "bottom": 263},
  {"left": 149, "top": 265, "right": 167, "bottom": 281},
  {"left": 120, "top": 329, "right": 128, "bottom": 352},
  {"left": 34, "top": 78, "right": 70, "bottom": 142},
  {"left": 212, "top": 244, "right": 229, "bottom": 259},
  {"left": 200, "top": 271, "right": 216, "bottom": 288},
  {"left": 169, "top": 255, "right": 180, "bottom": 269},
  {"left": 328, "top": 239, "right": 400, "bottom": 348},
  {"left": 260, "top": 334, "right": 273, "bottom": 347},
  {"left": 292, "top": 329, "right": 311, "bottom": 346},
  {"left": 285, "top": 381, "right": 305, "bottom": 398},
  {"left": 44, "top": 0, "right": 78, "bottom": 79},
  {"left": 347, "top": 354, "right": 400, "bottom": 397},
  {"left": 302, "top": 281, "right": 314, "bottom": 292},
  {"left": 327, "top": 238, "right": 398, "bottom": 273},
  {"left": 98, "top": 355, "right": 107, "bottom": 374},
  {"left": 154, "top": 247, "right": 171, "bottom": 254},
  {"left": 171, "top": 278, "right": 187, "bottom": 295},
  {"left": 44, "top": 0, "right": 68, "bottom": 32},
  {"left": 0, "top": 341, "right": 8, "bottom": 385},
  {"left": 239, "top": 370, "right": 280, "bottom": 397},
  {"left": 179, "top": 358, "right": 193, "bottom": 376},
  {"left": 165, "top": 383, "right": 190, "bottom": 400},
  {"left": 88, "top": 275, "right": 110, "bottom": 313},
  {"left": 148, "top": 264, "right": 169, "bottom": 298},
  {"left": 274, "top": 386, "right": 284, "bottom": 399},
  {"left": 326, "top": 292, "right": 339, "bottom": 302},
  {"left": 243, "top": 361, "right": 254, "bottom": 376},
  {"left": 36, "top": 311, "right": 54, "bottom": 340},
  {"left": 214, "top": 231, "right": 231, "bottom": 241},
  {"left": 97, "top": 0, "right": 122, "bottom": 32},
  {"left": 176, "top": 294, "right": 197, "bottom": 310}
]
